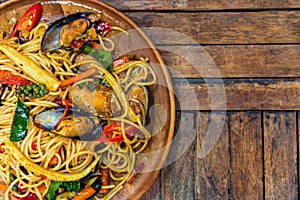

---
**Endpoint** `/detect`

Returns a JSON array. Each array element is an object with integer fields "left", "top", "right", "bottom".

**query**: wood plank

[
  {"left": 100, "top": 0, "right": 300, "bottom": 10},
  {"left": 141, "top": 173, "right": 162, "bottom": 200},
  {"left": 2, "top": 0, "right": 300, "bottom": 10},
  {"left": 264, "top": 112, "right": 298, "bottom": 199},
  {"left": 160, "top": 45, "right": 300, "bottom": 78},
  {"left": 174, "top": 80, "right": 300, "bottom": 110},
  {"left": 125, "top": 11, "right": 300, "bottom": 44},
  {"left": 196, "top": 112, "right": 229, "bottom": 199},
  {"left": 163, "top": 112, "right": 195, "bottom": 200},
  {"left": 230, "top": 112, "right": 263, "bottom": 199}
]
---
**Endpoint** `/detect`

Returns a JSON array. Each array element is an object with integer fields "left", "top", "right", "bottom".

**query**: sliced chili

[
  {"left": 113, "top": 57, "right": 130, "bottom": 68},
  {"left": 98, "top": 122, "right": 139, "bottom": 142},
  {"left": 11, "top": 3, "right": 43, "bottom": 37},
  {"left": 0, "top": 70, "right": 30, "bottom": 86}
]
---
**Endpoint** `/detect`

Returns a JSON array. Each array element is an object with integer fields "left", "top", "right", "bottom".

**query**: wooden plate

[{"left": 0, "top": 0, "right": 175, "bottom": 199}]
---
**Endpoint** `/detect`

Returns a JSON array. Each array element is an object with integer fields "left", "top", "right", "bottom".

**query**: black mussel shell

[
  {"left": 41, "top": 12, "right": 93, "bottom": 52},
  {"left": 33, "top": 106, "right": 89, "bottom": 131}
]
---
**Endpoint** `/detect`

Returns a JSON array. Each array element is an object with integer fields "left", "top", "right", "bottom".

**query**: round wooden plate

[{"left": 0, "top": 0, "right": 175, "bottom": 199}]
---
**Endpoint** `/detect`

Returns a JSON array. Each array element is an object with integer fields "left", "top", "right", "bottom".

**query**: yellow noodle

[{"left": 0, "top": 18, "right": 156, "bottom": 200}]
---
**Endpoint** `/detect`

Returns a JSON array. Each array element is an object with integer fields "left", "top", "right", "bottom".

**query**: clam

[
  {"left": 41, "top": 12, "right": 92, "bottom": 52},
  {"left": 33, "top": 106, "right": 104, "bottom": 141}
]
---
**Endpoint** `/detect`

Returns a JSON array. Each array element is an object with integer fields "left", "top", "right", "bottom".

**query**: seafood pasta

[{"left": 0, "top": 3, "right": 156, "bottom": 200}]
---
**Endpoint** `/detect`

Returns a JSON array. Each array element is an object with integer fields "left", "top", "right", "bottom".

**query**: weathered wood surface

[
  {"left": 102, "top": 0, "right": 300, "bottom": 10},
  {"left": 163, "top": 112, "right": 196, "bottom": 200},
  {"left": 196, "top": 112, "right": 229, "bottom": 199},
  {"left": 161, "top": 45, "right": 300, "bottom": 78},
  {"left": 229, "top": 112, "right": 263, "bottom": 199},
  {"left": 3, "top": 0, "right": 300, "bottom": 10},
  {"left": 263, "top": 112, "right": 298, "bottom": 199},
  {"left": 126, "top": 11, "right": 300, "bottom": 45},
  {"left": 174, "top": 80, "right": 300, "bottom": 110}
]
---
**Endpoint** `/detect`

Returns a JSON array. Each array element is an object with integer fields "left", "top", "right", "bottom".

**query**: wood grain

[
  {"left": 126, "top": 11, "right": 300, "bottom": 45},
  {"left": 100, "top": 0, "right": 300, "bottom": 10},
  {"left": 230, "top": 112, "right": 263, "bottom": 199},
  {"left": 141, "top": 174, "right": 162, "bottom": 200},
  {"left": 196, "top": 112, "right": 229, "bottom": 199},
  {"left": 163, "top": 112, "right": 196, "bottom": 200},
  {"left": 160, "top": 45, "right": 300, "bottom": 78},
  {"left": 174, "top": 80, "right": 300, "bottom": 110},
  {"left": 263, "top": 112, "right": 298, "bottom": 199}
]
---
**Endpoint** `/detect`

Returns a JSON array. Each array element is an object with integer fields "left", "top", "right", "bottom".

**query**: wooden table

[
  {"left": 1, "top": 0, "right": 299, "bottom": 199},
  {"left": 112, "top": 1, "right": 298, "bottom": 200}
]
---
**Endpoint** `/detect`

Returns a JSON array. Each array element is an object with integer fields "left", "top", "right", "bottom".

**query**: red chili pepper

[
  {"left": 11, "top": 3, "right": 43, "bottom": 37},
  {"left": 17, "top": 182, "right": 27, "bottom": 193},
  {"left": 0, "top": 70, "right": 30, "bottom": 86},
  {"left": 13, "top": 193, "right": 38, "bottom": 200},
  {"left": 54, "top": 98, "right": 74, "bottom": 107},
  {"left": 113, "top": 57, "right": 130, "bottom": 68},
  {"left": 31, "top": 143, "right": 37, "bottom": 150},
  {"left": 0, "top": 144, "right": 4, "bottom": 153},
  {"left": 54, "top": 99, "right": 70, "bottom": 130},
  {"left": 94, "top": 21, "right": 112, "bottom": 35},
  {"left": 40, "top": 174, "right": 47, "bottom": 180},
  {"left": 103, "top": 122, "right": 121, "bottom": 136},
  {"left": 98, "top": 122, "right": 139, "bottom": 142},
  {"left": 70, "top": 39, "right": 85, "bottom": 49}
]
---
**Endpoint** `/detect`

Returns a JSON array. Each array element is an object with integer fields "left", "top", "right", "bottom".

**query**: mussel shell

[
  {"left": 33, "top": 107, "right": 66, "bottom": 131},
  {"left": 41, "top": 12, "right": 93, "bottom": 52},
  {"left": 33, "top": 107, "right": 89, "bottom": 131},
  {"left": 79, "top": 123, "right": 103, "bottom": 141}
]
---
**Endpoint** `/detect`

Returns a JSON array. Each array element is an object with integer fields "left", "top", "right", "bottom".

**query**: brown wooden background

[{"left": 1, "top": 0, "right": 300, "bottom": 199}]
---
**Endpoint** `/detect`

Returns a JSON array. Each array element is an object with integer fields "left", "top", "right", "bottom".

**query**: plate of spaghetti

[{"left": 0, "top": 0, "right": 175, "bottom": 199}]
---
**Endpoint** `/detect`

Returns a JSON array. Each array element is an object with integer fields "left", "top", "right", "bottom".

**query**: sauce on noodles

[{"left": 0, "top": 5, "right": 156, "bottom": 200}]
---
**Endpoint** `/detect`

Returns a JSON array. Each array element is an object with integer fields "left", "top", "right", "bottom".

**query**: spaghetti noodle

[{"left": 0, "top": 9, "right": 156, "bottom": 200}]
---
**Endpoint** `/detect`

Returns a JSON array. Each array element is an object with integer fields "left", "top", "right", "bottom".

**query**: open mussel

[
  {"left": 33, "top": 106, "right": 104, "bottom": 141},
  {"left": 41, "top": 12, "right": 93, "bottom": 52},
  {"left": 69, "top": 83, "right": 113, "bottom": 118}
]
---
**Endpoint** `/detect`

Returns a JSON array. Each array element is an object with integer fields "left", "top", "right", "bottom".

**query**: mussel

[
  {"left": 69, "top": 84, "right": 113, "bottom": 117},
  {"left": 33, "top": 106, "right": 103, "bottom": 141},
  {"left": 41, "top": 12, "right": 93, "bottom": 52}
]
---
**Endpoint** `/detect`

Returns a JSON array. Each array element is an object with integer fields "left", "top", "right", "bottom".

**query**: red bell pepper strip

[
  {"left": 11, "top": 3, "right": 43, "bottom": 37},
  {"left": 0, "top": 70, "right": 30, "bottom": 86}
]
